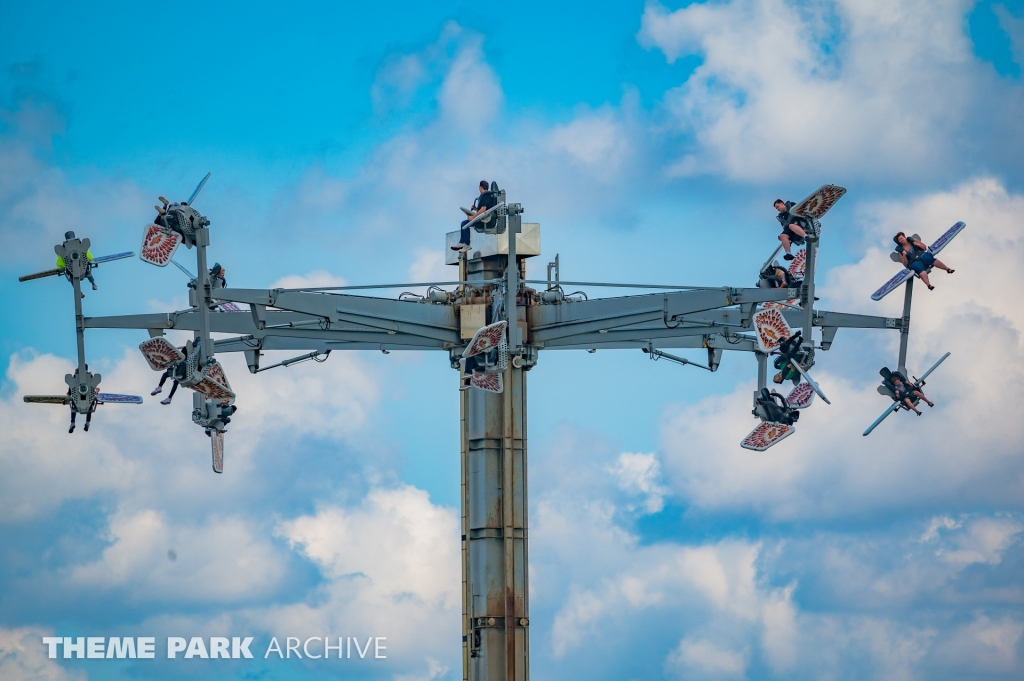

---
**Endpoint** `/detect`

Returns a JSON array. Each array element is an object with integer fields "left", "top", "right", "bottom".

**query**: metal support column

[
  {"left": 465, "top": 254, "right": 529, "bottom": 681},
  {"left": 193, "top": 227, "right": 213, "bottom": 364},
  {"left": 898, "top": 277, "right": 914, "bottom": 375},
  {"left": 460, "top": 254, "right": 471, "bottom": 681},
  {"left": 801, "top": 238, "right": 817, "bottom": 348},
  {"left": 72, "top": 277, "right": 87, "bottom": 374},
  {"left": 755, "top": 351, "right": 767, "bottom": 406}
]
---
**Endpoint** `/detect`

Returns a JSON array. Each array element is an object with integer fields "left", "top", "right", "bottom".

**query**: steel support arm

[
  {"left": 84, "top": 309, "right": 448, "bottom": 350},
  {"left": 528, "top": 287, "right": 798, "bottom": 343},
  {"left": 213, "top": 288, "right": 459, "bottom": 343},
  {"left": 545, "top": 333, "right": 760, "bottom": 353}
]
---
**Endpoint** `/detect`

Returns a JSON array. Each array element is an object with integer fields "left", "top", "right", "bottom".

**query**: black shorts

[{"left": 781, "top": 224, "right": 805, "bottom": 244}]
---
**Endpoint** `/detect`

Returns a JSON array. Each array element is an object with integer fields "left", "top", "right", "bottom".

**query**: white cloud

[
  {"left": 668, "top": 638, "right": 747, "bottom": 678},
  {"left": 69, "top": 509, "right": 287, "bottom": 603},
  {"left": 638, "top": 0, "right": 1010, "bottom": 182},
  {"left": 406, "top": 247, "right": 450, "bottom": 290},
  {"left": 608, "top": 452, "right": 669, "bottom": 514},
  {"left": 0, "top": 627, "right": 84, "bottom": 681},
  {"left": 271, "top": 270, "right": 348, "bottom": 290},
  {"left": 0, "top": 99, "right": 149, "bottom": 264}
]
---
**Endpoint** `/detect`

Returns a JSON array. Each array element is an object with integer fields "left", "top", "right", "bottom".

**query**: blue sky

[{"left": 2, "top": 1, "right": 1024, "bottom": 680}]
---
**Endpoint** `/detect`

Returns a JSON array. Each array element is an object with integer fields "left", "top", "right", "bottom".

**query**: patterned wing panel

[
  {"left": 791, "top": 185, "right": 847, "bottom": 219},
  {"left": 871, "top": 269, "right": 913, "bottom": 301},
  {"left": 192, "top": 360, "right": 235, "bottom": 403},
  {"left": 463, "top": 320, "right": 508, "bottom": 358},
  {"left": 752, "top": 308, "right": 793, "bottom": 353},
  {"left": 97, "top": 393, "right": 143, "bottom": 404},
  {"left": 788, "top": 249, "right": 807, "bottom": 279},
  {"left": 211, "top": 431, "right": 224, "bottom": 474},
  {"left": 139, "top": 225, "right": 182, "bottom": 266},
  {"left": 139, "top": 338, "right": 186, "bottom": 371},
  {"left": 786, "top": 383, "right": 815, "bottom": 410},
  {"left": 470, "top": 371, "right": 504, "bottom": 393},
  {"left": 928, "top": 221, "right": 965, "bottom": 255},
  {"left": 23, "top": 395, "right": 69, "bottom": 404},
  {"left": 741, "top": 422, "right": 795, "bottom": 451}
]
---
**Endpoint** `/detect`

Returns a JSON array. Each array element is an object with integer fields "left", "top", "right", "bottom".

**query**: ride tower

[{"left": 21, "top": 178, "right": 930, "bottom": 681}]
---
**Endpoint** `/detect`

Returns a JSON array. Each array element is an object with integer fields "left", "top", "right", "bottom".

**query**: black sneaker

[
  {"left": 784, "top": 253, "right": 794, "bottom": 261},
  {"left": 69, "top": 424, "right": 75, "bottom": 433},
  {"left": 84, "top": 422, "right": 90, "bottom": 432}
]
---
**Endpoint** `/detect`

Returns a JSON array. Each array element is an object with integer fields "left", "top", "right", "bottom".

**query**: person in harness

[
  {"left": 889, "top": 372, "right": 934, "bottom": 415},
  {"left": 452, "top": 181, "right": 497, "bottom": 252},
  {"left": 773, "top": 199, "right": 810, "bottom": 261},
  {"left": 56, "top": 231, "right": 98, "bottom": 292},
  {"left": 150, "top": 338, "right": 200, "bottom": 405},
  {"left": 761, "top": 262, "right": 799, "bottom": 289},
  {"left": 209, "top": 263, "right": 227, "bottom": 290},
  {"left": 772, "top": 331, "right": 805, "bottom": 386},
  {"left": 893, "top": 232, "right": 954, "bottom": 290}
]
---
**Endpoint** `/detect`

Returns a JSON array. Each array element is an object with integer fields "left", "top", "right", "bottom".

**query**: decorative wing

[
  {"left": 752, "top": 308, "right": 793, "bottom": 353},
  {"left": 928, "top": 222, "right": 965, "bottom": 255},
  {"left": 786, "top": 383, "right": 815, "bottom": 409},
  {"left": 211, "top": 430, "right": 224, "bottom": 474},
  {"left": 216, "top": 301, "right": 243, "bottom": 312},
  {"left": 139, "top": 224, "right": 182, "bottom": 266},
  {"left": 788, "top": 249, "right": 807, "bottom": 279},
  {"left": 863, "top": 402, "right": 900, "bottom": 436},
  {"left": 470, "top": 371, "right": 503, "bottom": 393},
  {"left": 790, "top": 362, "right": 831, "bottom": 404},
  {"left": 790, "top": 185, "right": 847, "bottom": 220},
  {"left": 188, "top": 172, "right": 212, "bottom": 206},
  {"left": 741, "top": 422, "right": 794, "bottom": 451},
  {"left": 92, "top": 251, "right": 135, "bottom": 265},
  {"left": 18, "top": 268, "right": 64, "bottom": 283},
  {"left": 97, "top": 393, "right": 143, "bottom": 404},
  {"left": 192, "top": 360, "right": 236, "bottom": 403},
  {"left": 871, "top": 268, "right": 913, "bottom": 302},
  {"left": 139, "top": 337, "right": 186, "bottom": 371},
  {"left": 917, "top": 351, "right": 951, "bottom": 382},
  {"left": 463, "top": 320, "right": 508, "bottom": 358},
  {"left": 23, "top": 395, "right": 69, "bottom": 405}
]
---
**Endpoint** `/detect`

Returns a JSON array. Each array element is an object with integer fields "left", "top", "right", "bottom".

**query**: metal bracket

[{"left": 250, "top": 303, "right": 267, "bottom": 331}]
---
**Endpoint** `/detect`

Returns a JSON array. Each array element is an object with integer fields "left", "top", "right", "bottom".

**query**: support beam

[
  {"left": 898, "top": 278, "right": 914, "bottom": 375},
  {"left": 464, "top": 255, "right": 529, "bottom": 681}
]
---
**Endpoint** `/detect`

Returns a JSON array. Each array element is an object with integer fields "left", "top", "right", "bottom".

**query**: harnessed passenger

[
  {"left": 452, "top": 181, "right": 497, "bottom": 253},
  {"left": 891, "top": 374, "right": 934, "bottom": 415},
  {"left": 893, "top": 232, "right": 954, "bottom": 290},
  {"left": 773, "top": 199, "right": 809, "bottom": 261}
]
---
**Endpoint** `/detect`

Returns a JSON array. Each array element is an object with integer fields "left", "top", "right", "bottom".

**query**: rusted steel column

[{"left": 465, "top": 255, "right": 529, "bottom": 681}]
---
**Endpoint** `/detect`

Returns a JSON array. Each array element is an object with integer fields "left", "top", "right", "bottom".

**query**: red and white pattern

[
  {"left": 139, "top": 224, "right": 182, "bottom": 267},
  {"left": 760, "top": 300, "right": 800, "bottom": 311},
  {"left": 193, "top": 360, "right": 235, "bottom": 402},
  {"left": 464, "top": 320, "right": 508, "bottom": 358},
  {"left": 741, "top": 422, "right": 794, "bottom": 451},
  {"left": 753, "top": 308, "right": 794, "bottom": 353},
  {"left": 471, "top": 371, "right": 503, "bottom": 393},
  {"left": 211, "top": 431, "right": 224, "bottom": 474},
  {"left": 790, "top": 185, "right": 847, "bottom": 220},
  {"left": 786, "top": 383, "right": 815, "bottom": 410},
  {"left": 139, "top": 338, "right": 186, "bottom": 371},
  {"left": 788, "top": 249, "right": 807, "bottom": 279}
]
